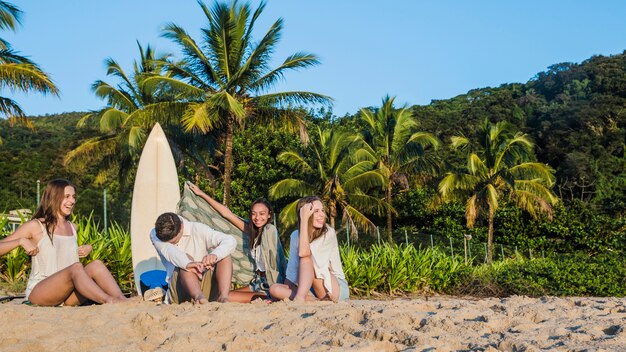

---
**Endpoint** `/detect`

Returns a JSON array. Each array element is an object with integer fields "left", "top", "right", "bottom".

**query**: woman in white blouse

[{"left": 269, "top": 196, "right": 349, "bottom": 302}]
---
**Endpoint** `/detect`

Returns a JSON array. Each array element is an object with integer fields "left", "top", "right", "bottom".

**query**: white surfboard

[{"left": 130, "top": 123, "right": 180, "bottom": 295}]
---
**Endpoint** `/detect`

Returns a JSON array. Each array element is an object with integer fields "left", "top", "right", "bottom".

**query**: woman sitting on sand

[
  {"left": 188, "top": 183, "right": 287, "bottom": 302},
  {"left": 0, "top": 179, "right": 127, "bottom": 306},
  {"left": 269, "top": 196, "right": 349, "bottom": 302}
]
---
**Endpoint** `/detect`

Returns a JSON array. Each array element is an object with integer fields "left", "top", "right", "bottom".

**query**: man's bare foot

[
  {"left": 217, "top": 294, "right": 230, "bottom": 303},
  {"left": 193, "top": 294, "right": 208, "bottom": 305}
]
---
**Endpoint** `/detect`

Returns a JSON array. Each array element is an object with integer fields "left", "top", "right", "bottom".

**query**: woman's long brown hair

[
  {"left": 296, "top": 196, "right": 328, "bottom": 243},
  {"left": 32, "top": 179, "right": 75, "bottom": 243}
]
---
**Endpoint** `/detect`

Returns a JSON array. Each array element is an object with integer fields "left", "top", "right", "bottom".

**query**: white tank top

[{"left": 25, "top": 220, "right": 80, "bottom": 299}]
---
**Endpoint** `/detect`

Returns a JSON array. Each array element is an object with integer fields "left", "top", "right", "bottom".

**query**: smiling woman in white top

[
  {"left": 0, "top": 179, "right": 127, "bottom": 306},
  {"left": 269, "top": 196, "right": 349, "bottom": 302}
]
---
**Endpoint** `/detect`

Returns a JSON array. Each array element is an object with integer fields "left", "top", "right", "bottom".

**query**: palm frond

[
  {"left": 255, "top": 91, "right": 332, "bottom": 109},
  {"left": 0, "top": 1, "right": 22, "bottom": 31},
  {"left": 277, "top": 150, "right": 312, "bottom": 172},
  {"left": 0, "top": 63, "right": 59, "bottom": 95},
  {"left": 142, "top": 75, "right": 206, "bottom": 100},
  {"left": 269, "top": 179, "right": 313, "bottom": 200},
  {"left": 465, "top": 195, "right": 478, "bottom": 228},
  {"left": 277, "top": 199, "right": 299, "bottom": 229},
  {"left": 92, "top": 80, "right": 137, "bottom": 112},
  {"left": 181, "top": 102, "right": 215, "bottom": 133},
  {"left": 250, "top": 52, "right": 320, "bottom": 92},
  {"left": 6, "top": 115, "right": 33, "bottom": 129},
  {"left": 64, "top": 135, "right": 119, "bottom": 167},
  {"left": 0, "top": 96, "right": 23, "bottom": 117}
]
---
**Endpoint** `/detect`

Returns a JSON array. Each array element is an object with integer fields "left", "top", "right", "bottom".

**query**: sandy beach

[{"left": 0, "top": 295, "right": 624, "bottom": 351}]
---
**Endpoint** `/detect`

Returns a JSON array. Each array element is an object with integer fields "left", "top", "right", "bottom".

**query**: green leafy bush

[
  {"left": 341, "top": 243, "right": 469, "bottom": 296},
  {"left": 453, "top": 252, "right": 626, "bottom": 297}
]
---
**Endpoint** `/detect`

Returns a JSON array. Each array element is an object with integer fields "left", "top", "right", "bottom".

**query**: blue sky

[{"left": 5, "top": 0, "right": 626, "bottom": 117}]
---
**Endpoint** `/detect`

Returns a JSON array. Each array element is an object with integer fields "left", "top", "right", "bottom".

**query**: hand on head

[{"left": 299, "top": 202, "right": 314, "bottom": 222}]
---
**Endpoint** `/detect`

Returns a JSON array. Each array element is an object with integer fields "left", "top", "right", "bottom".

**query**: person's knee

[
  {"left": 269, "top": 284, "right": 283, "bottom": 299},
  {"left": 85, "top": 259, "right": 106, "bottom": 274},
  {"left": 68, "top": 262, "right": 86, "bottom": 276},
  {"left": 69, "top": 262, "right": 84, "bottom": 270},
  {"left": 269, "top": 284, "right": 279, "bottom": 297}
]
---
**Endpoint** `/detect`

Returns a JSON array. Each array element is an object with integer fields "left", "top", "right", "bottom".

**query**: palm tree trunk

[
  {"left": 329, "top": 201, "right": 336, "bottom": 229},
  {"left": 487, "top": 204, "right": 494, "bottom": 263},
  {"left": 386, "top": 182, "right": 393, "bottom": 242},
  {"left": 223, "top": 117, "right": 234, "bottom": 207}
]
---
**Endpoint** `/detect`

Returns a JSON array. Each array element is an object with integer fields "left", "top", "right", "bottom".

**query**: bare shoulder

[
  {"left": 22, "top": 219, "right": 44, "bottom": 232},
  {"left": 6, "top": 219, "right": 42, "bottom": 240}
]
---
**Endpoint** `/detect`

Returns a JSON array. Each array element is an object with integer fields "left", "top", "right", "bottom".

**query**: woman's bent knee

[
  {"left": 68, "top": 262, "right": 84, "bottom": 271},
  {"left": 85, "top": 260, "right": 107, "bottom": 273}
]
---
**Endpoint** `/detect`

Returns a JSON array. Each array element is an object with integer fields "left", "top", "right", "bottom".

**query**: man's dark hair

[{"left": 155, "top": 212, "right": 182, "bottom": 242}]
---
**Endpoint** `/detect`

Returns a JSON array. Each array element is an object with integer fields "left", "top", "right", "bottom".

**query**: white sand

[{"left": 0, "top": 295, "right": 624, "bottom": 351}]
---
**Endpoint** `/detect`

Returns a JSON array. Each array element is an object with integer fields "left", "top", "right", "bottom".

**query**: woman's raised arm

[
  {"left": 188, "top": 182, "right": 246, "bottom": 231},
  {"left": 298, "top": 204, "right": 314, "bottom": 258}
]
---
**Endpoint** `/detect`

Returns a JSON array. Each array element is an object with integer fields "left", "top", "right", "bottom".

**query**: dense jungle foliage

[{"left": 1, "top": 52, "right": 625, "bottom": 256}]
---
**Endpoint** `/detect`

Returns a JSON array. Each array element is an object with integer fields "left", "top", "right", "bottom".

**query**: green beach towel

[{"left": 177, "top": 182, "right": 255, "bottom": 286}]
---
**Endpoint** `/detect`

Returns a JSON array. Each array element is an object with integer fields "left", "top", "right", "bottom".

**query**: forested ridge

[{"left": 1, "top": 51, "right": 624, "bottom": 253}]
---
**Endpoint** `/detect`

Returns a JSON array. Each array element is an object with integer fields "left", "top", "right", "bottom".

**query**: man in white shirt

[{"left": 151, "top": 212, "right": 236, "bottom": 304}]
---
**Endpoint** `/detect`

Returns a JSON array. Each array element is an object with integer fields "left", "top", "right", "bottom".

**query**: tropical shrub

[
  {"left": 453, "top": 252, "right": 626, "bottom": 297},
  {"left": 341, "top": 243, "right": 469, "bottom": 296}
]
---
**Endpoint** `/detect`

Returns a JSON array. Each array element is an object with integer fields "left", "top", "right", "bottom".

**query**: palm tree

[
  {"left": 360, "top": 96, "right": 440, "bottom": 241},
  {"left": 439, "top": 119, "right": 558, "bottom": 263},
  {"left": 148, "top": 0, "right": 331, "bottom": 206},
  {"left": 0, "top": 1, "right": 58, "bottom": 144},
  {"left": 270, "top": 126, "right": 387, "bottom": 239},
  {"left": 65, "top": 42, "right": 191, "bottom": 184}
]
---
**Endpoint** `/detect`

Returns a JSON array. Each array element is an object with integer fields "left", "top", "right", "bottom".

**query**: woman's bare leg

[
  {"left": 29, "top": 263, "right": 117, "bottom": 306},
  {"left": 269, "top": 282, "right": 292, "bottom": 300},
  {"left": 64, "top": 260, "right": 127, "bottom": 305},
  {"left": 269, "top": 278, "right": 317, "bottom": 302},
  {"left": 294, "top": 256, "right": 318, "bottom": 301},
  {"left": 85, "top": 260, "right": 126, "bottom": 299},
  {"left": 311, "top": 273, "right": 340, "bottom": 302},
  {"left": 227, "top": 290, "right": 267, "bottom": 303}
]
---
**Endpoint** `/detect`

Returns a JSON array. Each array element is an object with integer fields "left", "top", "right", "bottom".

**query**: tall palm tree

[
  {"left": 360, "top": 96, "right": 440, "bottom": 241},
  {"left": 439, "top": 120, "right": 558, "bottom": 262},
  {"left": 148, "top": 0, "right": 331, "bottom": 206},
  {"left": 0, "top": 1, "right": 58, "bottom": 144},
  {"left": 270, "top": 126, "right": 387, "bottom": 238}
]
